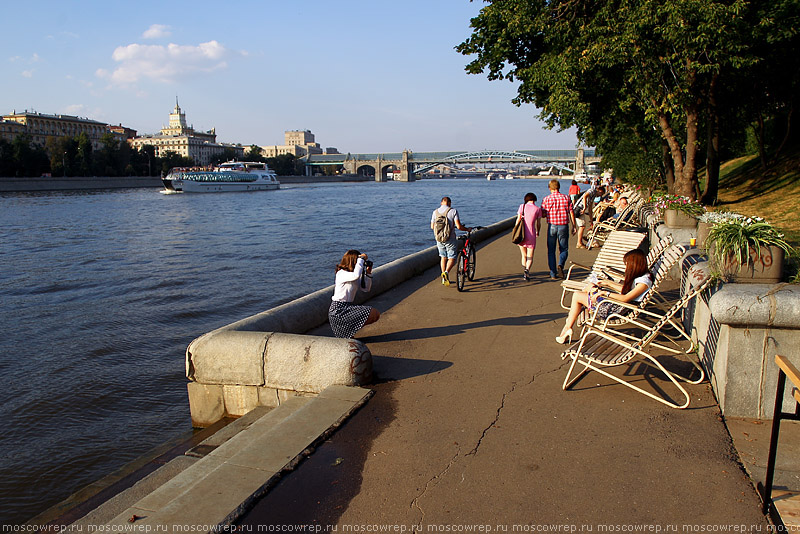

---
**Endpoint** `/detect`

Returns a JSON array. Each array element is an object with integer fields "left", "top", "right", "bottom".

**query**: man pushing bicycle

[{"left": 431, "top": 196, "right": 471, "bottom": 286}]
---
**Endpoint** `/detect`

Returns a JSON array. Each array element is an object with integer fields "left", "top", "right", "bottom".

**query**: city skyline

[{"left": 2, "top": 0, "right": 580, "bottom": 153}]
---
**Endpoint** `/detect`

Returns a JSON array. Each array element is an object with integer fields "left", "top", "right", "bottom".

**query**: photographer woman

[{"left": 328, "top": 250, "right": 381, "bottom": 339}]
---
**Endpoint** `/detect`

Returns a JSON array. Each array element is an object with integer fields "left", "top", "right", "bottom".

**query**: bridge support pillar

[
  {"left": 396, "top": 150, "right": 415, "bottom": 182},
  {"left": 575, "top": 147, "right": 585, "bottom": 174},
  {"left": 375, "top": 158, "right": 385, "bottom": 182}
]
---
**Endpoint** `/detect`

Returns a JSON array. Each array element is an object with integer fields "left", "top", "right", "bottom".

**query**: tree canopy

[{"left": 457, "top": 0, "right": 799, "bottom": 202}]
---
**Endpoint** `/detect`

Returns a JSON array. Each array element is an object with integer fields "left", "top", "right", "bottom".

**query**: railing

[{"left": 761, "top": 354, "right": 800, "bottom": 520}]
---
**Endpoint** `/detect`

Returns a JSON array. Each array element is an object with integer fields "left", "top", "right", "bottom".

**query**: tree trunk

[
  {"left": 662, "top": 139, "right": 675, "bottom": 194},
  {"left": 701, "top": 74, "right": 720, "bottom": 206},
  {"left": 677, "top": 103, "right": 700, "bottom": 200},
  {"left": 754, "top": 112, "right": 768, "bottom": 171},
  {"left": 775, "top": 104, "right": 794, "bottom": 160}
]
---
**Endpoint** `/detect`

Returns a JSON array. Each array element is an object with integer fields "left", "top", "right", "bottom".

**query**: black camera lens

[{"left": 364, "top": 260, "right": 373, "bottom": 268}]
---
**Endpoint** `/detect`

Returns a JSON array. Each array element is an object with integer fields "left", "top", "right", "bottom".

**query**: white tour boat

[{"left": 162, "top": 161, "right": 280, "bottom": 193}]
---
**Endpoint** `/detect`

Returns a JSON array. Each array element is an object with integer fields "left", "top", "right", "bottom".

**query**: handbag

[{"left": 512, "top": 205, "right": 526, "bottom": 244}]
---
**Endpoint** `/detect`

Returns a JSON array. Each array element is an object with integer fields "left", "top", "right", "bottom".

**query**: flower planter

[
  {"left": 664, "top": 209, "right": 698, "bottom": 229},
  {"left": 719, "top": 245, "right": 785, "bottom": 284}
]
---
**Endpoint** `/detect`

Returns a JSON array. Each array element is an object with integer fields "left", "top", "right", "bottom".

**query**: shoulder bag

[{"left": 512, "top": 204, "right": 526, "bottom": 244}]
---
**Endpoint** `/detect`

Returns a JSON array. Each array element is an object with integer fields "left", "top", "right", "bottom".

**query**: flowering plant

[
  {"left": 652, "top": 194, "right": 706, "bottom": 218},
  {"left": 699, "top": 211, "right": 753, "bottom": 225}
]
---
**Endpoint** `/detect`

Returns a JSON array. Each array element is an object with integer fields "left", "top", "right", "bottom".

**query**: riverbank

[
  {"left": 34, "top": 229, "right": 782, "bottom": 529},
  {"left": 0, "top": 175, "right": 374, "bottom": 192}
]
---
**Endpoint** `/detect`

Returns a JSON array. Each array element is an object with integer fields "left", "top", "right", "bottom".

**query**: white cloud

[
  {"left": 98, "top": 40, "right": 235, "bottom": 85},
  {"left": 142, "top": 24, "right": 171, "bottom": 40},
  {"left": 22, "top": 70, "right": 34, "bottom": 78}
]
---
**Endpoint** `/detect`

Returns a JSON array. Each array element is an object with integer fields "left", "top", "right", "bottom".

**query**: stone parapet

[
  {"left": 186, "top": 333, "right": 371, "bottom": 427},
  {"left": 184, "top": 217, "right": 515, "bottom": 427},
  {"left": 688, "top": 269, "right": 800, "bottom": 419}
]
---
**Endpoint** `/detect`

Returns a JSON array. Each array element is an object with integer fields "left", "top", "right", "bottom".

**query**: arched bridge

[{"left": 304, "top": 148, "right": 598, "bottom": 181}]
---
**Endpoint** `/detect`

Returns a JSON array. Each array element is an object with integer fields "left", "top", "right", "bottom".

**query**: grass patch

[{"left": 710, "top": 146, "right": 800, "bottom": 246}]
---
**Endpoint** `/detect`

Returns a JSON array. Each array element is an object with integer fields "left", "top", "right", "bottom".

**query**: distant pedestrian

[
  {"left": 329, "top": 250, "right": 380, "bottom": 338},
  {"left": 540, "top": 179, "right": 576, "bottom": 280},
  {"left": 515, "top": 193, "right": 542, "bottom": 281},
  {"left": 574, "top": 185, "right": 605, "bottom": 249},
  {"left": 568, "top": 180, "right": 581, "bottom": 205},
  {"left": 431, "top": 196, "right": 471, "bottom": 286}
]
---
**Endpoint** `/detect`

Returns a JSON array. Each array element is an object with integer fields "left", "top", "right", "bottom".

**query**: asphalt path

[{"left": 238, "top": 231, "right": 767, "bottom": 529}]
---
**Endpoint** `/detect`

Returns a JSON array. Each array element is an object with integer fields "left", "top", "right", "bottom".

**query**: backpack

[
  {"left": 574, "top": 191, "right": 590, "bottom": 217},
  {"left": 434, "top": 207, "right": 453, "bottom": 242}
]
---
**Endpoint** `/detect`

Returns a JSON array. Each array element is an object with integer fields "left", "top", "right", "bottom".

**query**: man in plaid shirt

[{"left": 540, "top": 179, "right": 576, "bottom": 279}]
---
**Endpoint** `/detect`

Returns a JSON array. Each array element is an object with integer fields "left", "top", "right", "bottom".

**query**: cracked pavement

[{"left": 239, "top": 229, "right": 768, "bottom": 528}]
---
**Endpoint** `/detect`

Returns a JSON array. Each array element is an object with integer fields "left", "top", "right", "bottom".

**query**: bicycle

[{"left": 455, "top": 226, "right": 483, "bottom": 292}]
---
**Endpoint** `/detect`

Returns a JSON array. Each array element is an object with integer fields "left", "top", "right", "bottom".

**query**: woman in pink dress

[{"left": 516, "top": 192, "right": 543, "bottom": 281}]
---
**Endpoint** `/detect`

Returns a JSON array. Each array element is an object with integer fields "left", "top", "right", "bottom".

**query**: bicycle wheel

[
  {"left": 467, "top": 245, "right": 476, "bottom": 281},
  {"left": 456, "top": 251, "right": 466, "bottom": 291}
]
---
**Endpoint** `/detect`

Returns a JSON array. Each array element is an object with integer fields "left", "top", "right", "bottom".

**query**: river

[{"left": 0, "top": 177, "right": 562, "bottom": 524}]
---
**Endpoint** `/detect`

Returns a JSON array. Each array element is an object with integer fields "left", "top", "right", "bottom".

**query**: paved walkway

[{"left": 238, "top": 232, "right": 769, "bottom": 528}]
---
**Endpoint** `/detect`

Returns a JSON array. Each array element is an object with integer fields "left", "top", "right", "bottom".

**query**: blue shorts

[{"left": 436, "top": 240, "right": 458, "bottom": 259}]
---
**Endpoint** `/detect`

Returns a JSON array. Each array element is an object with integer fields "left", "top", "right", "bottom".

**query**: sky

[{"left": 2, "top": 0, "right": 579, "bottom": 154}]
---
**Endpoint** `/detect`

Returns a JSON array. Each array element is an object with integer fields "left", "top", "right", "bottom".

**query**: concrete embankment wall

[
  {"left": 185, "top": 217, "right": 516, "bottom": 426},
  {"left": 0, "top": 174, "right": 372, "bottom": 192},
  {"left": 0, "top": 176, "right": 164, "bottom": 192}
]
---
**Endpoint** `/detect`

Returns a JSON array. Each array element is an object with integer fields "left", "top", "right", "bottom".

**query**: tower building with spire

[{"left": 130, "top": 100, "right": 243, "bottom": 165}]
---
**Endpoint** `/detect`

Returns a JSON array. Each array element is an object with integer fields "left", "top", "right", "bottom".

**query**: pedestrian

[
  {"left": 515, "top": 192, "right": 542, "bottom": 281},
  {"left": 568, "top": 179, "right": 581, "bottom": 205},
  {"left": 431, "top": 196, "right": 471, "bottom": 286},
  {"left": 574, "top": 185, "right": 605, "bottom": 249},
  {"left": 556, "top": 249, "right": 652, "bottom": 344},
  {"left": 540, "top": 179, "right": 576, "bottom": 280},
  {"left": 328, "top": 250, "right": 380, "bottom": 338}
]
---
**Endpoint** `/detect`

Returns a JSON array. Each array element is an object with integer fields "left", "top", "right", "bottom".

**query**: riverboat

[{"left": 162, "top": 161, "right": 280, "bottom": 193}]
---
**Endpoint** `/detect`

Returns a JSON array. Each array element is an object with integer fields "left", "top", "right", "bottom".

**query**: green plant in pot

[{"left": 705, "top": 214, "right": 793, "bottom": 283}]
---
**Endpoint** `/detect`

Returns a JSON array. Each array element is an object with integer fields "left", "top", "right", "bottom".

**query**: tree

[
  {"left": 209, "top": 148, "right": 240, "bottom": 166},
  {"left": 244, "top": 145, "right": 265, "bottom": 162},
  {"left": 266, "top": 154, "right": 299, "bottom": 175},
  {"left": 457, "top": 0, "right": 769, "bottom": 201}
]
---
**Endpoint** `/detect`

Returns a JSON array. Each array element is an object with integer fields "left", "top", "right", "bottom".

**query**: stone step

[{"left": 104, "top": 385, "right": 372, "bottom": 530}]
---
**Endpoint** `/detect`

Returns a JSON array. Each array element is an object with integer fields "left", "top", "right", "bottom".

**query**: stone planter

[
  {"left": 716, "top": 245, "right": 786, "bottom": 284},
  {"left": 696, "top": 221, "right": 712, "bottom": 249},
  {"left": 664, "top": 209, "right": 698, "bottom": 229}
]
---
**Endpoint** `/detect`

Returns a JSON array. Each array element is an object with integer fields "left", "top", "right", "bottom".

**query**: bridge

[{"left": 303, "top": 148, "right": 599, "bottom": 181}]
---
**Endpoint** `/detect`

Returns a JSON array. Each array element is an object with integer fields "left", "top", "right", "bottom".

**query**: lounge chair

[
  {"left": 587, "top": 199, "right": 642, "bottom": 249},
  {"left": 560, "top": 230, "right": 647, "bottom": 309},
  {"left": 560, "top": 278, "right": 711, "bottom": 409},
  {"left": 580, "top": 243, "right": 689, "bottom": 337}
]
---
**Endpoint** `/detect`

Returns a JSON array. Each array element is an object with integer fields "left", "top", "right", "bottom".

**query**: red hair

[{"left": 621, "top": 249, "right": 650, "bottom": 294}]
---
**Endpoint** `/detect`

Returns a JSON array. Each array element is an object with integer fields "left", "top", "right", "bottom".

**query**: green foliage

[
  {"left": 706, "top": 217, "right": 794, "bottom": 278},
  {"left": 457, "top": 0, "right": 799, "bottom": 202},
  {"left": 244, "top": 145, "right": 265, "bottom": 162},
  {"left": 265, "top": 154, "right": 300, "bottom": 176}
]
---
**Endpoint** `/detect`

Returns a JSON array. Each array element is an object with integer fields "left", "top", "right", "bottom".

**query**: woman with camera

[{"left": 328, "top": 250, "right": 381, "bottom": 339}]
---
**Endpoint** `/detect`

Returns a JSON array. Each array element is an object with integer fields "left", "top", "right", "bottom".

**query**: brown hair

[
  {"left": 524, "top": 192, "right": 537, "bottom": 203},
  {"left": 548, "top": 179, "right": 560, "bottom": 191},
  {"left": 336, "top": 249, "right": 361, "bottom": 272},
  {"left": 621, "top": 249, "right": 650, "bottom": 294}
]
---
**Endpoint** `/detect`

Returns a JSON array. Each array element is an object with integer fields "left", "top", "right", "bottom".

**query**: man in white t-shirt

[{"left": 431, "top": 196, "right": 470, "bottom": 286}]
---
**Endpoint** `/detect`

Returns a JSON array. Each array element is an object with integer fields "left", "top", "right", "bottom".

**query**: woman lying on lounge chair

[{"left": 556, "top": 249, "right": 652, "bottom": 344}]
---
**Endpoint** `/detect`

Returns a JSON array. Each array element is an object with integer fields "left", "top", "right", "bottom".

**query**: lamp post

[{"left": 62, "top": 151, "right": 66, "bottom": 177}]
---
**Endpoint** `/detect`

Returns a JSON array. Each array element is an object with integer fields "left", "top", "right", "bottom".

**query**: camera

[{"left": 360, "top": 259, "right": 373, "bottom": 289}]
